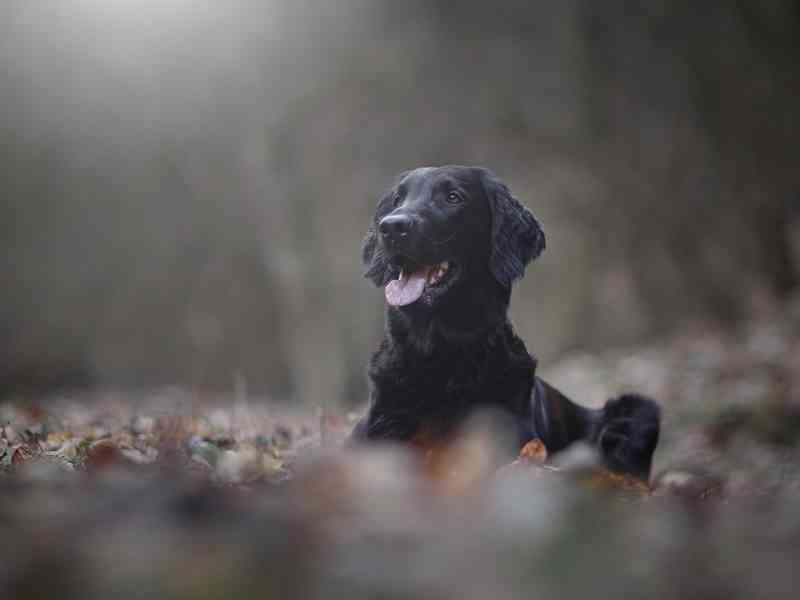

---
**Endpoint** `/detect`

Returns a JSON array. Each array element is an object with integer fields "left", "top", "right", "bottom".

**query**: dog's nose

[{"left": 378, "top": 214, "right": 414, "bottom": 240}]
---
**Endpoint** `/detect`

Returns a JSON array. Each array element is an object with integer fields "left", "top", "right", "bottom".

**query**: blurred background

[{"left": 1, "top": 0, "right": 798, "bottom": 406}]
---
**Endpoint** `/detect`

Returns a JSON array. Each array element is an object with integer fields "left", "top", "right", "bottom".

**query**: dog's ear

[
  {"left": 362, "top": 172, "right": 409, "bottom": 286},
  {"left": 362, "top": 221, "right": 392, "bottom": 286},
  {"left": 480, "top": 169, "right": 545, "bottom": 288}
]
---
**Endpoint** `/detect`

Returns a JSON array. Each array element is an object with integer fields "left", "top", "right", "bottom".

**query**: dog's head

[{"left": 362, "top": 166, "right": 545, "bottom": 308}]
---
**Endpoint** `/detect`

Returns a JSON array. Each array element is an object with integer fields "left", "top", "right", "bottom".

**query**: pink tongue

[{"left": 385, "top": 266, "right": 433, "bottom": 306}]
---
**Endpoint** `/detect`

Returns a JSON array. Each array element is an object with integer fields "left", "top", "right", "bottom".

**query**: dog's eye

[
  {"left": 392, "top": 193, "right": 403, "bottom": 208},
  {"left": 446, "top": 191, "right": 463, "bottom": 204}
]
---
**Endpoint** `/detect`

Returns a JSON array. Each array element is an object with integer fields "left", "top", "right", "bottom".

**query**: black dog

[{"left": 352, "top": 166, "right": 660, "bottom": 480}]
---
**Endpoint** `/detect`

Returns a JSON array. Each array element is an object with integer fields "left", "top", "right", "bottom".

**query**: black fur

[
  {"left": 483, "top": 174, "right": 545, "bottom": 288},
  {"left": 354, "top": 166, "right": 660, "bottom": 480}
]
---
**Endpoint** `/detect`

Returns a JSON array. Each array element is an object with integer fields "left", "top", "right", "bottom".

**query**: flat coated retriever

[{"left": 352, "top": 166, "right": 660, "bottom": 480}]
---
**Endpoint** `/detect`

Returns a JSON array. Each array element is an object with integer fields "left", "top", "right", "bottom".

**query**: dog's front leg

[{"left": 532, "top": 378, "right": 660, "bottom": 480}]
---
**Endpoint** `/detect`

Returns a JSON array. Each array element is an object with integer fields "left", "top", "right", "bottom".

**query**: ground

[{"left": 2, "top": 298, "right": 800, "bottom": 599}]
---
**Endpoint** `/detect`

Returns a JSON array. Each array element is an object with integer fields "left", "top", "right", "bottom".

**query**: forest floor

[{"left": 2, "top": 297, "right": 800, "bottom": 599}]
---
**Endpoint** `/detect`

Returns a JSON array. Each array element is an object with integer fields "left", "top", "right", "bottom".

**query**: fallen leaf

[
  {"left": 186, "top": 436, "right": 222, "bottom": 468},
  {"left": 45, "top": 431, "right": 71, "bottom": 451},
  {"left": 131, "top": 415, "right": 156, "bottom": 435},
  {"left": 3, "top": 425, "right": 23, "bottom": 445},
  {"left": 120, "top": 447, "right": 158, "bottom": 465},
  {"left": 651, "top": 469, "right": 723, "bottom": 500},
  {"left": 519, "top": 439, "right": 548, "bottom": 462},
  {"left": 578, "top": 468, "right": 651, "bottom": 497},
  {"left": 11, "top": 444, "right": 36, "bottom": 466},
  {"left": 86, "top": 439, "right": 121, "bottom": 470},
  {"left": 216, "top": 448, "right": 262, "bottom": 484}
]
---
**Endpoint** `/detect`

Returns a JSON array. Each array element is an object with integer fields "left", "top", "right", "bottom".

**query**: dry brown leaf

[
  {"left": 11, "top": 443, "right": 37, "bottom": 466},
  {"left": 578, "top": 468, "right": 651, "bottom": 497},
  {"left": 86, "top": 439, "right": 121, "bottom": 470},
  {"left": 519, "top": 439, "right": 548, "bottom": 462}
]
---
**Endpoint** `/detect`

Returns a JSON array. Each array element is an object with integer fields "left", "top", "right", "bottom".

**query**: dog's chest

[
  {"left": 372, "top": 353, "right": 518, "bottom": 427},
  {"left": 366, "top": 328, "right": 535, "bottom": 444},
  {"left": 381, "top": 351, "right": 494, "bottom": 404}
]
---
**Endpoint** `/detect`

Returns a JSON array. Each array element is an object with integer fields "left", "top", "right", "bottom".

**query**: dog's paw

[{"left": 595, "top": 394, "right": 660, "bottom": 480}]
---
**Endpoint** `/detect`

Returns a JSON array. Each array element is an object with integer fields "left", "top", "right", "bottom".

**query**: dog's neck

[
  {"left": 381, "top": 308, "right": 536, "bottom": 379},
  {"left": 367, "top": 300, "right": 536, "bottom": 441},
  {"left": 384, "top": 277, "right": 512, "bottom": 355},
  {"left": 374, "top": 280, "right": 536, "bottom": 398}
]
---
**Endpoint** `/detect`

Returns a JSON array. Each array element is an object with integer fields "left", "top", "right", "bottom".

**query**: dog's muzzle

[{"left": 379, "top": 214, "right": 415, "bottom": 247}]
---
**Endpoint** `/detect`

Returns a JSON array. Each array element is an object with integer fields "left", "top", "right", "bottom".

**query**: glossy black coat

[{"left": 354, "top": 166, "right": 660, "bottom": 480}]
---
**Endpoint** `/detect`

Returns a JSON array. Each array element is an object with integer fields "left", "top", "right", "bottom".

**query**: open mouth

[{"left": 385, "top": 259, "right": 454, "bottom": 307}]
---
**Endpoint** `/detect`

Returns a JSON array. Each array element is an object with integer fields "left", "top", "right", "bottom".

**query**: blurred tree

[{"left": 0, "top": 0, "right": 797, "bottom": 402}]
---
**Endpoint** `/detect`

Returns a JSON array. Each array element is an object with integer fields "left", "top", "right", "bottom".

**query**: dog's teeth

[{"left": 425, "top": 263, "right": 450, "bottom": 286}]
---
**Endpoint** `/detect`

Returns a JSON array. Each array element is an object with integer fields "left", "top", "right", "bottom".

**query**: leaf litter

[{"left": 2, "top": 299, "right": 800, "bottom": 598}]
